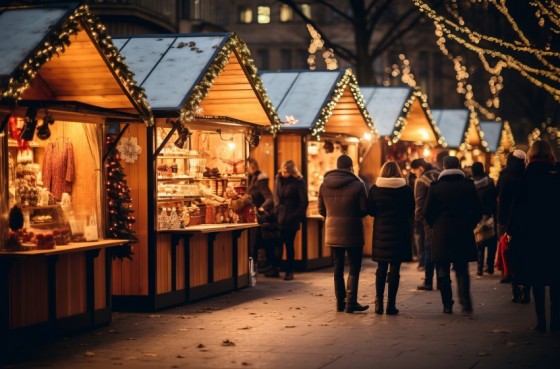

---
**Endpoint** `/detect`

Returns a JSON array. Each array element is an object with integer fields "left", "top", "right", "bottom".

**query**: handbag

[{"left": 474, "top": 214, "right": 495, "bottom": 244}]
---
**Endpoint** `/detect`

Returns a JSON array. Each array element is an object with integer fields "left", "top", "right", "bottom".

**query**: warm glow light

[
  {"left": 449, "top": 150, "right": 457, "bottom": 156},
  {"left": 418, "top": 128, "right": 430, "bottom": 140},
  {"left": 228, "top": 141, "right": 236, "bottom": 150},
  {"left": 363, "top": 132, "right": 372, "bottom": 141},
  {"left": 345, "top": 137, "right": 360, "bottom": 143},
  {"left": 423, "top": 148, "right": 432, "bottom": 157}
]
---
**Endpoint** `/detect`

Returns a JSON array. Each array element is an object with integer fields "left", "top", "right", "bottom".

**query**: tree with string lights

[{"left": 105, "top": 136, "right": 136, "bottom": 259}]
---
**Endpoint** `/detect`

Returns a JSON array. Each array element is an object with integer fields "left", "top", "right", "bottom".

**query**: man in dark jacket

[
  {"left": 318, "top": 154, "right": 369, "bottom": 313},
  {"left": 410, "top": 158, "right": 441, "bottom": 291},
  {"left": 424, "top": 156, "right": 483, "bottom": 314}
]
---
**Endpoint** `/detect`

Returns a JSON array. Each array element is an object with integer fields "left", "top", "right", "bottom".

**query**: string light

[
  {"left": 0, "top": 4, "right": 154, "bottom": 125},
  {"left": 178, "top": 33, "right": 282, "bottom": 135},
  {"left": 306, "top": 24, "right": 338, "bottom": 71}
]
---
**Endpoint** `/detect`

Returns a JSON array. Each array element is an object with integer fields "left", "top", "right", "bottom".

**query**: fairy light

[
  {"left": 0, "top": 4, "right": 154, "bottom": 125},
  {"left": 412, "top": 0, "right": 560, "bottom": 102},
  {"left": 306, "top": 24, "right": 338, "bottom": 71},
  {"left": 178, "top": 33, "right": 282, "bottom": 134}
]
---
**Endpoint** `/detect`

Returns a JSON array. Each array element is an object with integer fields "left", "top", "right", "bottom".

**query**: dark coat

[
  {"left": 367, "top": 177, "right": 414, "bottom": 262},
  {"left": 507, "top": 161, "right": 560, "bottom": 285},
  {"left": 413, "top": 166, "right": 440, "bottom": 221},
  {"left": 273, "top": 174, "right": 308, "bottom": 231},
  {"left": 496, "top": 154, "right": 525, "bottom": 225},
  {"left": 318, "top": 169, "right": 368, "bottom": 248},
  {"left": 248, "top": 170, "right": 273, "bottom": 212},
  {"left": 423, "top": 169, "right": 483, "bottom": 263},
  {"left": 473, "top": 175, "right": 497, "bottom": 217}
]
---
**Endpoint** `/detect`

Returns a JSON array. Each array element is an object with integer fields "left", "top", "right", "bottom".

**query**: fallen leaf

[
  {"left": 196, "top": 343, "right": 205, "bottom": 348},
  {"left": 242, "top": 362, "right": 250, "bottom": 366},
  {"left": 84, "top": 351, "right": 95, "bottom": 357},
  {"left": 177, "top": 354, "right": 185, "bottom": 358},
  {"left": 222, "top": 339, "right": 236, "bottom": 346},
  {"left": 491, "top": 329, "right": 511, "bottom": 334},
  {"left": 477, "top": 352, "right": 490, "bottom": 357},
  {"left": 285, "top": 325, "right": 296, "bottom": 328},
  {"left": 239, "top": 326, "right": 252, "bottom": 330},
  {"left": 143, "top": 353, "right": 158, "bottom": 357}
]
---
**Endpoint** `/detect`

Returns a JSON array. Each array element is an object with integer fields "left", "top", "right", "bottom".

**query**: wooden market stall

[
  {"left": 431, "top": 108, "right": 489, "bottom": 168},
  {"left": 110, "top": 32, "right": 281, "bottom": 311},
  {"left": 0, "top": 3, "right": 153, "bottom": 351},
  {"left": 259, "top": 69, "right": 377, "bottom": 271},
  {"left": 480, "top": 120, "right": 516, "bottom": 180},
  {"left": 360, "top": 86, "right": 445, "bottom": 255}
]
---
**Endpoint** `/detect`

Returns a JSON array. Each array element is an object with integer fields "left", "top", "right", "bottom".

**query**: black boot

[
  {"left": 533, "top": 285, "right": 546, "bottom": 333},
  {"left": 456, "top": 273, "right": 473, "bottom": 314},
  {"left": 551, "top": 285, "right": 560, "bottom": 332},
  {"left": 438, "top": 276, "right": 454, "bottom": 314},
  {"left": 386, "top": 272, "right": 400, "bottom": 315},
  {"left": 335, "top": 274, "right": 346, "bottom": 312},
  {"left": 486, "top": 242, "right": 496, "bottom": 275},
  {"left": 476, "top": 247, "right": 484, "bottom": 276},
  {"left": 375, "top": 269, "right": 386, "bottom": 314},
  {"left": 520, "top": 285, "right": 531, "bottom": 304},
  {"left": 345, "top": 275, "right": 369, "bottom": 313},
  {"left": 511, "top": 284, "right": 521, "bottom": 303}
]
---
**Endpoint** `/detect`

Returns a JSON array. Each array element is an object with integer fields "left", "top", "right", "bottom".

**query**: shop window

[
  {"left": 239, "top": 6, "right": 252, "bottom": 24},
  {"left": 281, "top": 49, "right": 292, "bottom": 69},
  {"left": 257, "top": 49, "right": 270, "bottom": 69},
  {"left": 280, "top": 4, "right": 293, "bottom": 22},
  {"left": 257, "top": 6, "right": 271, "bottom": 24}
]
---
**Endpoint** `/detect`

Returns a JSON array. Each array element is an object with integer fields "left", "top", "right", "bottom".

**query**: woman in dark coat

[
  {"left": 367, "top": 161, "right": 414, "bottom": 315},
  {"left": 471, "top": 161, "right": 497, "bottom": 276},
  {"left": 273, "top": 160, "right": 308, "bottom": 280},
  {"left": 424, "top": 156, "right": 483, "bottom": 314},
  {"left": 507, "top": 140, "right": 560, "bottom": 332}
]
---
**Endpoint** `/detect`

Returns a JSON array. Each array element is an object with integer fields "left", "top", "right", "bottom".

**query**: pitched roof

[
  {"left": 431, "top": 109, "right": 470, "bottom": 149},
  {"left": 113, "top": 33, "right": 281, "bottom": 131},
  {"left": 361, "top": 86, "right": 445, "bottom": 146},
  {"left": 479, "top": 121, "right": 503, "bottom": 153},
  {"left": 0, "top": 3, "right": 152, "bottom": 124},
  {"left": 259, "top": 69, "right": 375, "bottom": 139}
]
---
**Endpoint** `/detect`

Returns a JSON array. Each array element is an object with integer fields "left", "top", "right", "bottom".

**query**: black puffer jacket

[
  {"left": 248, "top": 170, "right": 273, "bottom": 212},
  {"left": 367, "top": 177, "right": 414, "bottom": 262},
  {"left": 318, "top": 169, "right": 368, "bottom": 248},
  {"left": 423, "top": 169, "right": 483, "bottom": 263},
  {"left": 496, "top": 154, "right": 525, "bottom": 225},
  {"left": 273, "top": 174, "right": 308, "bottom": 231}
]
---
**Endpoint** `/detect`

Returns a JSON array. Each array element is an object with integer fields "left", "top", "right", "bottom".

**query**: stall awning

[
  {"left": 432, "top": 108, "right": 488, "bottom": 151},
  {"left": 480, "top": 120, "right": 515, "bottom": 153},
  {"left": 0, "top": 3, "right": 153, "bottom": 125},
  {"left": 361, "top": 86, "right": 445, "bottom": 146},
  {"left": 113, "top": 33, "right": 281, "bottom": 131},
  {"left": 259, "top": 69, "right": 375, "bottom": 139}
]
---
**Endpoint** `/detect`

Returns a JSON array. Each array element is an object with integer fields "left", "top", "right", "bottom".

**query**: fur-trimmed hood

[
  {"left": 438, "top": 169, "right": 465, "bottom": 179},
  {"left": 375, "top": 177, "right": 407, "bottom": 188}
]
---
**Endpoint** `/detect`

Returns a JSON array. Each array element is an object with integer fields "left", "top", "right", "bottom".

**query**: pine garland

[{"left": 105, "top": 136, "right": 136, "bottom": 260}]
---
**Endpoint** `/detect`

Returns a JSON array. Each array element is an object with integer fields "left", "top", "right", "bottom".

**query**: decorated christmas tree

[{"left": 105, "top": 136, "right": 137, "bottom": 259}]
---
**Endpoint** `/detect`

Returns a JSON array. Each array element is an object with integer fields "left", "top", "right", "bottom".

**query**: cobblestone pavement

[{"left": 3, "top": 259, "right": 560, "bottom": 369}]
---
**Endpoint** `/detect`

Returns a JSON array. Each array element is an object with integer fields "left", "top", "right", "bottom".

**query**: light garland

[
  {"left": 308, "top": 69, "right": 377, "bottom": 140},
  {"left": 412, "top": 0, "right": 560, "bottom": 102},
  {"left": 306, "top": 24, "right": 338, "bottom": 71},
  {"left": 178, "top": 33, "right": 282, "bottom": 135},
  {"left": 0, "top": 4, "right": 154, "bottom": 126}
]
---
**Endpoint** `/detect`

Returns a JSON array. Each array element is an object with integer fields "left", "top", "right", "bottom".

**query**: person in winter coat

[
  {"left": 318, "top": 154, "right": 369, "bottom": 313},
  {"left": 471, "top": 162, "right": 497, "bottom": 276},
  {"left": 247, "top": 158, "right": 280, "bottom": 277},
  {"left": 273, "top": 160, "right": 308, "bottom": 281},
  {"left": 507, "top": 140, "right": 560, "bottom": 333},
  {"left": 496, "top": 150, "right": 530, "bottom": 302},
  {"left": 367, "top": 161, "right": 414, "bottom": 315},
  {"left": 410, "top": 158, "right": 441, "bottom": 291},
  {"left": 424, "top": 156, "right": 483, "bottom": 314}
]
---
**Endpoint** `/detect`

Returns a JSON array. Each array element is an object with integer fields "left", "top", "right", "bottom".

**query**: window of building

[
  {"left": 280, "top": 4, "right": 293, "bottom": 22},
  {"left": 297, "top": 49, "right": 308, "bottom": 69},
  {"left": 301, "top": 3, "right": 312, "bottom": 19},
  {"left": 281, "top": 49, "right": 292, "bottom": 69},
  {"left": 257, "top": 49, "right": 270, "bottom": 70},
  {"left": 257, "top": 6, "right": 271, "bottom": 24},
  {"left": 239, "top": 6, "right": 252, "bottom": 24}
]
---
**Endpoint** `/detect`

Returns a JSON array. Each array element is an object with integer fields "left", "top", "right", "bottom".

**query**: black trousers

[{"left": 332, "top": 247, "right": 364, "bottom": 304}]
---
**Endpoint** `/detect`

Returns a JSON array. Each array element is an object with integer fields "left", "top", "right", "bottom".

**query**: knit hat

[
  {"left": 336, "top": 154, "right": 353, "bottom": 169},
  {"left": 512, "top": 149, "right": 526, "bottom": 160},
  {"left": 443, "top": 156, "right": 460, "bottom": 169}
]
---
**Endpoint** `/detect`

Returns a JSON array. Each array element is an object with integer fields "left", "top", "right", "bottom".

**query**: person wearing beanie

[
  {"left": 496, "top": 150, "right": 530, "bottom": 303},
  {"left": 410, "top": 158, "right": 441, "bottom": 291},
  {"left": 507, "top": 141, "right": 560, "bottom": 332},
  {"left": 367, "top": 161, "right": 414, "bottom": 315},
  {"left": 318, "top": 154, "right": 369, "bottom": 313},
  {"left": 471, "top": 162, "right": 497, "bottom": 277},
  {"left": 423, "top": 156, "right": 483, "bottom": 314}
]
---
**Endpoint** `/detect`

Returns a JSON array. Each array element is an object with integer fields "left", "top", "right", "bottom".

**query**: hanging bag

[
  {"left": 84, "top": 215, "right": 99, "bottom": 242},
  {"left": 474, "top": 214, "right": 495, "bottom": 244}
]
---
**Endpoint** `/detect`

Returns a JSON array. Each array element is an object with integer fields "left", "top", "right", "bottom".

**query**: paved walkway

[{"left": 3, "top": 259, "right": 560, "bottom": 369}]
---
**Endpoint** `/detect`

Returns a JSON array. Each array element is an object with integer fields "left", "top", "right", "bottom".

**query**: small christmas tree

[{"left": 105, "top": 136, "right": 137, "bottom": 260}]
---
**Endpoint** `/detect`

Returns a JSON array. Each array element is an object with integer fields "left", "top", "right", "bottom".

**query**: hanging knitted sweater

[{"left": 42, "top": 141, "right": 75, "bottom": 201}]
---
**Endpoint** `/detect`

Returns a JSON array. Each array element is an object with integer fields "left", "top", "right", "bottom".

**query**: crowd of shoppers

[{"left": 248, "top": 139, "right": 560, "bottom": 332}]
